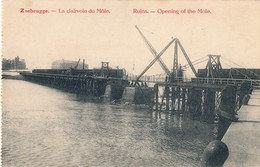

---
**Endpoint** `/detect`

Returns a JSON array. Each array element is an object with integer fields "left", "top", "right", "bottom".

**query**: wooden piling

[
  {"left": 217, "top": 85, "right": 238, "bottom": 139},
  {"left": 177, "top": 86, "right": 181, "bottom": 111},
  {"left": 165, "top": 85, "right": 170, "bottom": 110},
  {"left": 202, "top": 89, "right": 216, "bottom": 123},
  {"left": 154, "top": 84, "right": 159, "bottom": 110},
  {"left": 181, "top": 88, "right": 186, "bottom": 111},
  {"left": 220, "top": 85, "right": 237, "bottom": 116},
  {"left": 171, "top": 87, "right": 176, "bottom": 111},
  {"left": 188, "top": 88, "right": 202, "bottom": 118}
]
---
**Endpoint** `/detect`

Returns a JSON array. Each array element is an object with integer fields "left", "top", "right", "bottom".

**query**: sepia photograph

[{"left": 1, "top": 0, "right": 260, "bottom": 166}]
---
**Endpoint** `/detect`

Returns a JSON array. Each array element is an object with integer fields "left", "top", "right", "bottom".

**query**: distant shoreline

[{"left": 2, "top": 71, "right": 26, "bottom": 80}]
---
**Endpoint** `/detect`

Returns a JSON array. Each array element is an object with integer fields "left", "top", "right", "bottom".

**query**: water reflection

[{"left": 2, "top": 80, "right": 216, "bottom": 167}]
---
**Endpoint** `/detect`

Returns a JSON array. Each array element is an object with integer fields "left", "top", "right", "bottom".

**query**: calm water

[{"left": 2, "top": 79, "right": 215, "bottom": 167}]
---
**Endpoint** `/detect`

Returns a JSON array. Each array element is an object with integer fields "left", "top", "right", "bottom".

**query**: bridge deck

[{"left": 222, "top": 89, "right": 260, "bottom": 167}]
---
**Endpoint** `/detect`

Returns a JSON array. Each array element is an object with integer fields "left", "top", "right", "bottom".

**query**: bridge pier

[
  {"left": 202, "top": 89, "right": 216, "bottom": 123},
  {"left": 152, "top": 82, "right": 241, "bottom": 128},
  {"left": 171, "top": 87, "right": 177, "bottom": 111},
  {"left": 217, "top": 85, "right": 238, "bottom": 139},
  {"left": 165, "top": 85, "right": 170, "bottom": 110},
  {"left": 177, "top": 87, "right": 181, "bottom": 111},
  {"left": 154, "top": 84, "right": 159, "bottom": 110},
  {"left": 188, "top": 88, "right": 202, "bottom": 119},
  {"left": 181, "top": 88, "right": 187, "bottom": 111},
  {"left": 21, "top": 72, "right": 129, "bottom": 100}
]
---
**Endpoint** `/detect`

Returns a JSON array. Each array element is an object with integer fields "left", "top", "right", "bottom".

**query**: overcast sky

[{"left": 3, "top": 0, "right": 260, "bottom": 76}]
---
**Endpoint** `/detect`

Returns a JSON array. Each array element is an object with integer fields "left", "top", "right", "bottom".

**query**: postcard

[{"left": 2, "top": 0, "right": 260, "bottom": 166}]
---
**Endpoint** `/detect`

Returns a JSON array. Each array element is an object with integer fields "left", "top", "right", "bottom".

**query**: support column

[
  {"left": 217, "top": 85, "right": 238, "bottom": 139},
  {"left": 165, "top": 86, "right": 170, "bottom": 110},
  {"left": 203, "top": 89, "right": 216, "bottom": 123},
  {"left": 171, "top": 87, "right": 176, "bottom": 111},
  {"left": 154, "top": 84, "right": 159, "bottom": 110},
  {"left": 220, "top": 85, "right": 237, "bottom": 116},
  {"left": 177, "top": 86, "right": 181, "bottom": 111},
  {"left": 189, "top": 88, "right": 202, "bottom": 119},
  {"left": 181, "top": 88, "right": 186, "bottom": 111}
]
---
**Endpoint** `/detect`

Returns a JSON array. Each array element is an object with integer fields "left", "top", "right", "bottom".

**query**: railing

[
  {"left": 20, "top": 72, "right": 128, "bottom": 81},
  {"left": 128, "top": 74, "right": 167, "bottom": 82},
  {"left": 192, "top": 77, "right": 260, "bottom": 87},
  {"left": 128, "top": 75, "right": 191, "bottom": 83},
  {"left": 128, "top": 75, "right": 260, "bottom": 87}
]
